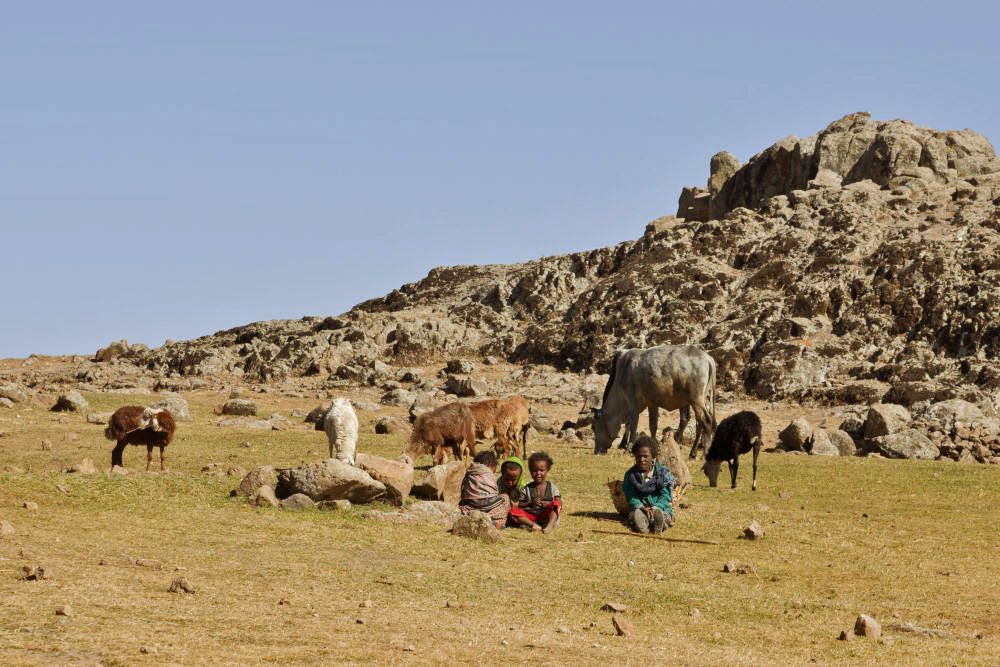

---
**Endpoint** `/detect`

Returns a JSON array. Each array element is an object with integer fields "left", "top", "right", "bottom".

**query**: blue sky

[{"left": 2, "top": 1, "right": 998, "bottom": 357}]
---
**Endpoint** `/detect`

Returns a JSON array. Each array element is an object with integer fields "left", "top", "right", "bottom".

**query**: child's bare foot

[
  {"left": 530, "top": 523, "right": 543, "bottom": 532},
  {"left": 542, "top": 525, "right": 554, "bottom": 534}
]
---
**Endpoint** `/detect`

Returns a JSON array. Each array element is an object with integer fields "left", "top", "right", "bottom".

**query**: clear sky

[{"left": 2, "top": 1, "right": 998, "bottom": 358}]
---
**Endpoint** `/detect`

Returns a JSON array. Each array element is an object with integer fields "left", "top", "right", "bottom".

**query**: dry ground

[{"left": 1, "top": 388, "right": 998, "bottom": 666}]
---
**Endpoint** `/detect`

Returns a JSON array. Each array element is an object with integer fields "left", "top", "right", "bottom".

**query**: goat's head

[{"left": 702, "top": 459, "right": 722, "bottom": 487}]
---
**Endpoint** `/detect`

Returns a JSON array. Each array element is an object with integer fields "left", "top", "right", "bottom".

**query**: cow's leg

[
  {"left": 111, "top": 441, "right": 127, "bottom": 469},
  {"left": 159, "top": 445, "right": 166, "bottom": 471},
  {"left": 146, "top": 445, "right": 153, "bottom": 472},
  {"left": 689, "top": 402, "right": 713, "bottom": 459},
  {"left": 751, "top": 439, "right": 760, "bottom": 491},
  {"left": 648, "top": 407, "right": 659, "bottom": 443},
  {"left": 729, "top": 457, "right": 739, "bottom": 489},
  {"left": 677, "top": 406, "right": 690, "bottom": 446},
  {"left": 622, "top": 410, "right": 640, "bottom": 451}
]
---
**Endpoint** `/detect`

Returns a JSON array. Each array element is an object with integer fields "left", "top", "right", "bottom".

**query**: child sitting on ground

[
  {"left": 458, "top": 450, "right": 510, "bottom": 527},
  {"left": 496, "top": 456, "right": 528, "bottom": 505},
  {"left": 508, "top": 452, "right": 561, "bottom": 533}
]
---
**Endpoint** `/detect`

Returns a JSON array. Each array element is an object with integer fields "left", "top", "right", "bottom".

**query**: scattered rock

[
  {"left": 410, "top": 461, "right": 466, "bottom": 505},
  {"left": 854, "top": 614, "right": 881, "bottom": 639},
  {"left": 870, "top": 429, "right": 938, "bottom": 460},
  {"left": 807, "top": 428, "right": 839, "bottom": 456},
  {"left": 838, "top": 630, "right": 853, "bottom": 641},
  {"left": 22, "top": 501, "right": 38, "bottom": 511},
  {"left": 601, "top": 602, "right": 628, "bottom": 613},
  {"left": 1, "top": 520, "right": 15, "bottom": 537},
  {"left": 612, "top": 616, "right": 635, "bottom": 637},
  {"left": 275, "top": 459, "right": 386, "bottom": 503},
  {"left": 444, "top": 374, "right": 488, "bottom": 398},
  {"left": 451, "top": 511, "right": 501, "bottom": 542},
  {"left": 828, "top": 429, "right": 857, "bottom": 456},
  {"left": 149, "top": 395, "right": 192, "bottom": 422},
  {"left": 41, "top": 439, "right": 53, "bottom": 451},
  {"left": 316, "top": 499, "right": 352, "bottom": 512},
  {"left": 55, "top": 605, "right": 73, "bottom": 617},
  {"left": 743, "top": 519, "right": 765, "bottom": 540},
  {"left": 374, "top": 416, "right": 410, "bottom": 435},
  {"left": 863, "top": 404, "right": 911, "bottom": 440},
  {"left": 168, "top": 577, "right": 196, "bottom": 594},
  {"left": 253, "top": 485, "right": 280, "bottom": 508},
  {"left": 222, "top": 399, "right": 257, "bottom": 416},
  {"left": 0, "top": 383, "right": 28, "bottom": 403},
  {"left": 381, "top": 388, "right": 417, "bottom": 407},
  {"left": 778, "top": 418, "right": 813, "bottom": 451},
  {"left": 51, "top": 390, "right": 89, "bottom": 413},
  {"left": 86, "top": 412, "right": 112, "bottom": 425},
  {"left": 356, "top": 453, "right": 413, "bottom": 505},
  {"left": 21, "top": 565, "right": 50, "bottom": 581},
  {"left": 236, "top": 466, "right": 278, "bottom": 497},
  {"left": 446, "top": 359, "right": 475, "bottom": 374},
  {"left": 279, "top": 493, "right": 315, "bottom": 511},
  {"left": 64, "top": 458, "right": 97, "bottom": 474}
]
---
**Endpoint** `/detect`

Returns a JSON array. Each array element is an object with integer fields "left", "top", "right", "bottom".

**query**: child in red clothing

[{"left": 508, "top": 452, "right": 561, "bottom": 533}]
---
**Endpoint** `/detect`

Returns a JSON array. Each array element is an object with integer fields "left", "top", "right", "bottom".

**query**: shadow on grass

[{"left": 569, "top": 510, "right": 624, "bottom": 523}]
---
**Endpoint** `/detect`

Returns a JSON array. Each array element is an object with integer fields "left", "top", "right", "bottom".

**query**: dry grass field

[{"left": 1, "top": 389, "right": 998, "bottom": 666}]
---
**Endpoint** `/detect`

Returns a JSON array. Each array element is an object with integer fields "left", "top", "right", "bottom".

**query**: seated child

[
  {"left": 496, "top": 456, "right": 528, "bottom": 505},
  {"left": 458, "top": 450, "right": 510, "bottom": 527},
  {"left": 508, "top": 452, "right": 561, "bottom": 533},
  {"left": 622, "top": 436, "right": 675, "bottom": 534}
]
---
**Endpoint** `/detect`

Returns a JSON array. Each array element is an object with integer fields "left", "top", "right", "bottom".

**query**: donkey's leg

[
  {"left": 677, "top": 406, "right": 691, "bottom": 447},
  {"left": 159, "top": 445, "right": 166, "bottom": 471},
  {"left": 146, "top": 445, "right": 153, "bottom": 472}
]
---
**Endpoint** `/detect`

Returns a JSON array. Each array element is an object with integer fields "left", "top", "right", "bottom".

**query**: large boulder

[
  {"left": 0, "top": 383, "right": 27, "bottom": 403},
  {"left": 408, "top": 392, "right": 439, "bottom": 422},
  {"left": 236, "top": 465, "right": 278, "bottom": 497},
  {"left": 149, "top": 394, "right": 192, "bottom": 422},
  {"left": 870, "top": 429, "right": 938, "bottom": 460},
  {"left": 52, "top": 390, "right": 89, "bottom": 413},
  {"left": 778, "top": 417, "right": 813, "bottom": 451},
  {"left": 925, "top": 399, "right": 985, "bottom": 428},
  {"left": 356, "top": 453, "right": 413, "bottom": 506},
  {"left": 222, "top": 399, "right": 257, "bottom": 416},
  {"left": 410, "top": 461, "right": 466, "bottom": 505},
  {"left": 381, "top": 388, "right": 417, "bottom": 407},
  {"left": 863, "top": 404, "right": 911, "bottom": 440},
  {"left": 275, "top": 459, "right": 385, "bottom": 503},
  {"left": 828, "top": 429, "right": 858, "bottom": 457},
  {"left": 659, "top": 429, "right": 692, "bottom": 497},
  {"left": 374, "top": 416, "right": 410, "bottom": 435},
  {"left": 94, "top": 339, "right": 131, "bottom": 362},
  {"left": 807, "top": 429, "right": 839, "bottom": 456}
]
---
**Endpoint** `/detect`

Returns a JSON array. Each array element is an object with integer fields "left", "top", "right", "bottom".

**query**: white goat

[{"left": 323, "top": 397, "right": 359, "bottom": 465}]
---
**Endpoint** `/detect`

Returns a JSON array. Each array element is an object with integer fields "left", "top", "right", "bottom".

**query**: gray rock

[
  {"left": 410, "top": 461, "right": 465, "bottom": 504},
  {"left": 279, "top": 493, "right": 315, "bottom": 511},
  {"left": 444, "top": 374, "right": 488, "bottom": 398},
  {"left": 854, "top": 614, "right": 882, "bottom": 639},
  {"left": 743, "top": 519, "right": 765, "bottom": 540},
  {"left": 870, "top": 429, "right": 938, "bottom": 460},
  {"left": 0, "top": 397, "right": 14, "bottom": 409},
  {"left": 64, "top": 458, "right": 97, "bottom": 474},
  {"left": 168, "top": 577, "right": 196, "bottom": 594},
  {"left": 1, "top": 520, "right": 15, "bottom": 537},
  {"left": 149, "top": 395, "right": 192, "bottom": 422},
  {"left": 316, "top": 499, "right": 352, "bottom": 512},
  {"left": 925, "top": 399, "right": 984, "bottom": 427},
  {"left": 381, "top": 387, "right": 416, "bottom": 407},
  {"left": 529, "top": 412, "right": 554, "bottom": 434},
  {"left": 374, "top": 416, "right": 410, "bottom": 435},
  {"left": 839, "top": 415, "right": 865, "bottom": 438},
  {"left": 778, "top": 418, "right": 813, "bottom": 451},
  {"left": 52, "top": 390, "right": 89, "bottom": 413},
  {"left": 86, "top": 412, "right": 112, "bottom": 425},
  {"left": 446, "top": 359, "right": 475, "bottom": 374},
  {"left": 355, "top": 453, "right": 413, "bottom": 506},
  {"left": 828, "top": 429, "right": 858, "bottom": 457},
  {"left": 451, "top": 511, "right": 501, "bottom": 542},
  {"left": 222, "top": 399, "right": 257, "bottom": 416},
  {"left": 237, "top": 465, "right": 278, "bottom": 497},
  {"left": 807, "top": 429, "right": 839, "bottom": 456},
  {"left": 0, "top": 383, "right": 27, "bottom": 403},
  {"left": 407, "top": 392, "right": 438, "bottom": 421},
  {"left": 304, "top": 404, "right": 327, "bottom": 424},
  {"left": 253, "top": 485, "right": 280, "bottom": 508},
  {"left": 275, "top": 459, "right": 386, "bottom": 503},
  {"left": 863, "top": 404, "right": 911, "bottom": 439}
]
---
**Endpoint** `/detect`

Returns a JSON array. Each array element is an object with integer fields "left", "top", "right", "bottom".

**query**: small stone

[
  {"left": 356, "top": 618, "right": 366, "bottom": 625},
  {"left": 55, "top": 484, "right": 69, "bottom": 495},
  {"left": 134, "top": 558, "right": 162, "bottom": 569},
  {"left": 743, "top": 519, "right": 765, "bottom": 540},
  {"left": 64, "top": 458, "right": 97, "bottom": 474},
  {"left": 168, "top": 577, "right": 195, "bottom": 594},
  {"left": 360, "top": 600, "right": 373, "bottom": 608},
  {"left": 854, "top": 614, "right": 881, "bottom": 639},
  {"left": 110, "top": 465, "right": 128, "bottom": 476},
  {"left": 140, "top": 646, "right": 158, "bottom": 655},
  {"left": 612, "top": 616, "right": 634, "bottom": 637},
  {"left": 55, "top": 605, "right": 72, "bottom": 617},
  {"left": 0, "top": 520, "right": 15, "bottom": 537},
  {"left": 41, "top": 439, "right": 53, "bottom": 451},
  {"left": 22, "top": 501, "right": 38, "bottom": 511},
  {"left": 723, "top": 561, "right": 738, "bottom": 573},
  {"left": 403, "top": 645, "right": 416, "bottom": 652},
  {"left": 712, "top": 632, "right": 722, "bottom": 640},
  {"left": 316, "top": 499, "right": 352, "bottom": 512},
  {"left": 601, "top": 601, "right": 628, "bottom": 612},
  {"left": 279, "top": 493, "right": 315, "bottom": 511},
  {"left": 653, "top": 573, "right": 664, "bottom": 581},
  {"left": 838, "top": 630, "right": 854, "bottom": 641},
  {"left": 253, "top": 485, "right": 280, "bottom": 508},
  {"left": 689, "top": 608, "right": 701, "bottom": 618},
  {"left": 445, "top": 600, "right": 462, "bottom": 609},
  {"left": 20, "top": 565, "right": 49, "bottom": 581},
  {"left": 557, "top": 625, "right": 572, "bottom": 634},
  {"left": 627, "top": 560, "right": 635, "bottom": 567}
]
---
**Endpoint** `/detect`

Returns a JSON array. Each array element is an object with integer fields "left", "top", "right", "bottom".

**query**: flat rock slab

[{"left": 276, "top": 459, "right": 385, "bottom": 503}]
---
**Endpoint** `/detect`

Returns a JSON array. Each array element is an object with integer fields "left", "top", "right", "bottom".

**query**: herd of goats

[{"left": 102, "top": 344, "right": 765, "bottom": 490}]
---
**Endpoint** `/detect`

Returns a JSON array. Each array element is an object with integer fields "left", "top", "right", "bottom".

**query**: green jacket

[{"left": 622, "top": 462, "right": 673, "bottom": 514}]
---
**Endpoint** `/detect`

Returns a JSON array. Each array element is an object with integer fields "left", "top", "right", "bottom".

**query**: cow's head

[
  {"left": 591, "top": 407, "right": 619, "bottom": 454},
  {"left": 702, "top": 459, "right": 722, "bottom": 487}
]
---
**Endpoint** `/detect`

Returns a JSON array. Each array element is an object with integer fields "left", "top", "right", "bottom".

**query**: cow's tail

[
  {"left": 601, "top": 350, "right": 621, "bottom": 407},
  {"left": 708, "top": 358, "right": 717, "bottom": 431}
]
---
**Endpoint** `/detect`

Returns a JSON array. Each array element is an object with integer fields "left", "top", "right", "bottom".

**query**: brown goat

[
  {"left": 405, "top": 402, "right": 476, "bottom": 466},
  {"left": 499, "top": 395, "right": 530, "bottom": 458},
  {"left": 104, "top": 406, "right": 176, "bottom": 471}
]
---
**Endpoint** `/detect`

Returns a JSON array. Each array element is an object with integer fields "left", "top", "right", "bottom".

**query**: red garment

[{"left": 508, "top": 499, "right": 562, "bottom": 527}]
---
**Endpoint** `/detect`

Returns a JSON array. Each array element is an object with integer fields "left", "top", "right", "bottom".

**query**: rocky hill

[{"left": 71, "top": 113, "right": 1000, "bottom": 409}]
